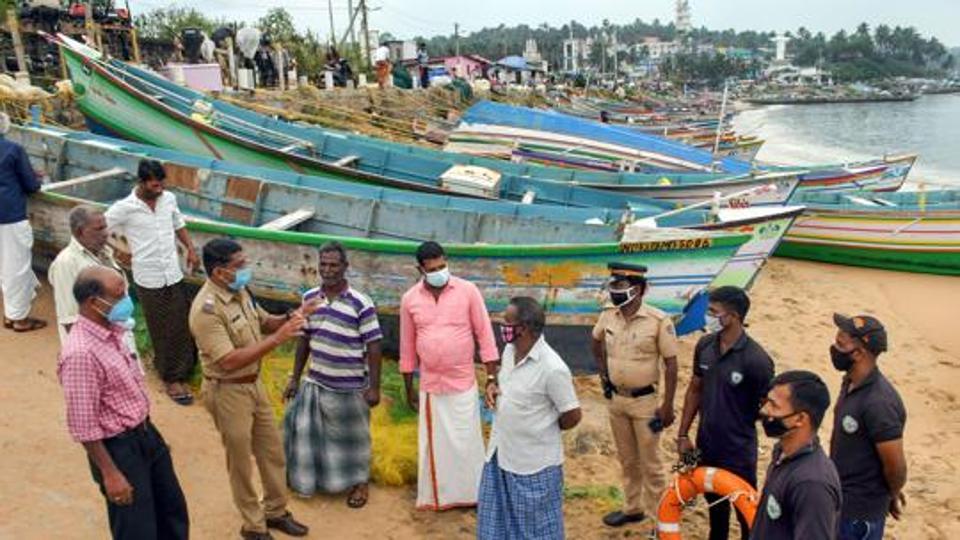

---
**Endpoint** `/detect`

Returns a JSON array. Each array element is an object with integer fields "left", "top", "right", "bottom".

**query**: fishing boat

[
  {"left": 11, "top": 123, "right": 803, "bottom": 299},
  {"left": 52, "top": 35, "right": 668, "bottom": 213},
  {"left": 444, "top": 101, "right": 917, "bottom": 194},
  {"left": 53, "top": 34, "right": 802, "bottom": 208},
  {"left": 776, "top": 190, "right": 960, "bottom": 275},
  {"left": 25, "top": 153, "right": 752, "bottom": 372}
]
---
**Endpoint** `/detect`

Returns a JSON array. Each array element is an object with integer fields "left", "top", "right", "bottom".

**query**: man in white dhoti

[
  {"left": 0, "top": 113, "right": 45, "bottom": 333},
  {"left": 399, "top": 241, "right": 499, "bottom": 510}
]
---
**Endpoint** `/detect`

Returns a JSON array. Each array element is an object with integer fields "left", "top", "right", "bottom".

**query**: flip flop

[
  {"left": 346, "top": 484, "right": 368, "bottom": 508},
  {"left": 11, "top": 318, "right": 47, "bottom": 333},
  {"left": 166, "top": 383, "right": 194, "bottom": 406},
  {"left": 3, "top": 319, "right": 12, "bottom": 329}
]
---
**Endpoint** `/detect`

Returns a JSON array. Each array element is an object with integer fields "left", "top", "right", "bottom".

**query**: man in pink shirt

[{"left": 400, "top": 241, "right": 499, "bottom": 510}]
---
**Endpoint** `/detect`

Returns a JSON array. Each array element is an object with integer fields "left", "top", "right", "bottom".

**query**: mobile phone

[{"left": 648, "top": 414, "right": 664, "bottom": 434}]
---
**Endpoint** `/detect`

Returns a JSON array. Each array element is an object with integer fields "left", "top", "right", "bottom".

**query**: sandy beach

[{"left": 1, "top": 257, "right": 958, "bottom": 539}]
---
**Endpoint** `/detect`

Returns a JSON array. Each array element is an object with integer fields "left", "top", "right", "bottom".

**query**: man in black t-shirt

[
  {"left": 751, "top": 370, "right": 842, "bottom": 540},
  {"left": 829, "top": 314, "right": 907, "bottom": 540},
  {"left": 677, "top": 286, "right": 774, "bottom": 540}
]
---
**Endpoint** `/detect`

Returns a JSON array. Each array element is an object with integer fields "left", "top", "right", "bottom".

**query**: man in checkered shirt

[{"left": 58, "top": 265, "right": 189, "bottom": 539}]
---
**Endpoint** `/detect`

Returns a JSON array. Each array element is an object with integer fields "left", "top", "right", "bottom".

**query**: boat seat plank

[
  {"left": 334, "top": 155, "right": 360, "bottom": 167},
  {"left": 42, "top": 167, "right": 129, "bottom": 191},
  {"left": 259, "top": 208, "right": 316, "bottom": 231}
]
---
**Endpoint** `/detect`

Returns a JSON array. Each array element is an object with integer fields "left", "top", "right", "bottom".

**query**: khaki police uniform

[
  {"left": 593, "top": 303, "right": 679, "bottom": 516},
  {"left": 188, "top": 280, "right": 288, "bottom": 534}
]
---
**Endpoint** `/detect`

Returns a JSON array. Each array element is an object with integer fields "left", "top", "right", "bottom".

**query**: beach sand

[{"left": 1, "top": 258, "right": 958, "bottom": 539}]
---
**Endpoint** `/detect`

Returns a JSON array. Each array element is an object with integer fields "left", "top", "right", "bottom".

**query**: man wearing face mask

[
  {"left": 58, "top": 265, "right": 189, "bottom": 539},
  {"left": 399, "top": 241, "right": 499, "bottom": 511},
  {"left": 752, "top": 370, "right": 841, "bottom": 540},
  {"left": 478, "top": 297, "right": 581, "bottom": 539},
  {"left": 591, "top": 263, "right": 679, "bottom": 528},
  {"left": 676, "top": 286, "right": 774, "bottom": 540},
  {"left": 189, "top": 238, "right": 314, "bottom": 540},
  {"left": 829, "top": 314, "right": 907, "bottom": 540},
  {"left": 105, "top": 159, "right": 199, "bottom": 406}
]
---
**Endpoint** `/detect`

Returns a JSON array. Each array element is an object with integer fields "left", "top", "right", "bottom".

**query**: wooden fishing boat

[
  {"left": 54, "top": 34, "right": 803, "bottom": 208},
  {"left": 52, "top": 35, "right": 665, "bottom": 213},
  {"left": 11, "top": 123, "right": 803, "bottom": 301},
  {"left": 26, "top": 161, "right": 751, "bottom": 371},
  {"left": 776, "top": 190, "right": 960, "bottom": 275}
]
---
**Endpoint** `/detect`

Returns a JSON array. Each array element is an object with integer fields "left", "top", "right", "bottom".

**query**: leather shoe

[
  {"left": 603, "top": 510, "right": 646, "bottom": 527},
  {"left": 266, "top": 512, "right": 309, "bottom": 537},
  {"left": 239, "top": 530, "right": 274, "bottom": 540}
]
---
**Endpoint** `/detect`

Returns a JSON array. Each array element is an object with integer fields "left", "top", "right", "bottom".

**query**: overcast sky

[{"left": 129, "top": 0, "right": 960, "bottom": 47}]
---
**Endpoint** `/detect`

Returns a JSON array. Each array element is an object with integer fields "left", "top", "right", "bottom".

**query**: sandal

[
  {"left": 3, "top": 318, "right": 12, "bottom": 329},
  {"left": 11, "top": 318, "right": 47, "bottom": 333},
  {"left": 346, "top": 483, "right": 368, "bottom": 509},
  {"left": 166, "top": 383, "right": 194, "bottom": 406}
]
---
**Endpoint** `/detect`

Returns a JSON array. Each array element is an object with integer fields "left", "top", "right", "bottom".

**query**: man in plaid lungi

[
  {"left": 478, "top": 297, "right": 582, "bottom": 540},
  {"left": 283, "top": 242, "right": 383, "bottom": 508}
]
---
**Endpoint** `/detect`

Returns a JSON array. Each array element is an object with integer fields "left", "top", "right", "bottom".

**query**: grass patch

[{"left": 564, "top": 484, "right": 623, "bottom": 512}]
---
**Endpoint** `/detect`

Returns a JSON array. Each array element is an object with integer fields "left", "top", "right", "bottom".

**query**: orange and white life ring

[{"left": 656, "top": 466, "right": 760, "bottom": 539}]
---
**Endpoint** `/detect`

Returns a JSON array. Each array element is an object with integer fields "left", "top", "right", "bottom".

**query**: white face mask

[
  {"left": 704, "top": 314, "right": 723, "bottom": 333},
  {"left": 424, "top": 267, "right": 450, "bottom": 288}
]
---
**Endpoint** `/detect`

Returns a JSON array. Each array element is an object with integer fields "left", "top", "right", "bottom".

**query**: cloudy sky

[{"left": 128, "top": 0, "right": 960, "bottom": 46}]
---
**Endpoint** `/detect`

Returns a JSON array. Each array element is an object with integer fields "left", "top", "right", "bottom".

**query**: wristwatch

[{"left": 486, "top": 374, "right": 497, "bottom": 386}]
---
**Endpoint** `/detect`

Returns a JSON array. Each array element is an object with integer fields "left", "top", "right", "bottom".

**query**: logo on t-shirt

[
  {"left": 842, "top": 415, "right": 859, "bottom": 434},
  {"left": 730, "top": 371, "right": 743, "bottom": 385},
  {"left": 766, "top": 494, "right": 782, "bottom": 520}
]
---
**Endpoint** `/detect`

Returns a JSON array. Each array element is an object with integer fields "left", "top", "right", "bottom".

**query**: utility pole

[
  {"left": 454, "top": 23, "right": 460, "bottom": 57},
  {"left": 327, "top": 0, "right": 337, "bottom": 47},
  {"left": 84, "top": 1, "right": 95, "bottom": 45},
  {"left": 360, "top": 0, "right": 372, "bottom": 72},
  {"left": 347, "top": 0, "right": 358, "bottom": 56}
]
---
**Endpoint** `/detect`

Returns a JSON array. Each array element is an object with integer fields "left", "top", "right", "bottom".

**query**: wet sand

[{"left": 1, "top": 258, "right": 958, "bottom": 539}]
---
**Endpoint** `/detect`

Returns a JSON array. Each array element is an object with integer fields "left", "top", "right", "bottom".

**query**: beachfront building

[
  {"left": 562, "top": 37, "right": 593, "bottom": 73},
  {"left": 434, "top": 54, "right": 492, "bottom": 80}
]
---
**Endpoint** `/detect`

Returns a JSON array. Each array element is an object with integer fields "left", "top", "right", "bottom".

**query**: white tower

[
  {"left": 676, "top": 0, "right": 692, "bottom": 35},
  {"left": 772, "top": 32, "right": 790, "bottom": 63}
]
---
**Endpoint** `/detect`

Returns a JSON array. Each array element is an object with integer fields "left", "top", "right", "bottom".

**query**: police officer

[
  {"left": 592, "top": 263, "right": 679, "bottom": 528},
  {"left": 829, "top": 314, "right": 907, "bottom": 540},
  {"left": 677, "top": 286, "right": 774, "bottom": 540},
  {"left": 752, "top": 370, "right": 842, "bottom": 540},
  {"left": 188, "top": 238, "right": 312, "bottom": 540}
]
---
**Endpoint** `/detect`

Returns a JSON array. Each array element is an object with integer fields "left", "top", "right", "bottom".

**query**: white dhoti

[
  {"left": 416, "top": 384, "right": 485, "bottom": 510},
  {"left": 0, "top": 220, "right": 39, "bottom": 320}
]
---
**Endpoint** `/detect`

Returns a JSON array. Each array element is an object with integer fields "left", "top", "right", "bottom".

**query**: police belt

[
  {"left": 613, "top": 383, "right": 656, "bottom": 398},
  {"left": 204, "top": 373, "right": 259, "bottom": 385}
]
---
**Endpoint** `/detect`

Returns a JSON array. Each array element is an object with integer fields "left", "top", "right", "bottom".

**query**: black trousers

[
  {"left": 136, "top": 281, "right": 197, "bottom": 384},
  {"left": 90, "top": 421, "right": 189, "bottom": 540},
  {"left": 703, "top": 464, "right": 756, "bottom": 540}
]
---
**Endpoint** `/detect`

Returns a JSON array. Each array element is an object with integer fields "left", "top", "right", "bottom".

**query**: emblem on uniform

[
  {"left": 766, "top": 495, "right": 782, "bottom": 520},
  {"left": 730, "top": 371, "right": 743, "bottom": 385},
  {"left": 202, "top": 297, "right": 215, "bottom": 314},
  {"left": 842, "top": 415, "right": 859, "bottom": 434}
]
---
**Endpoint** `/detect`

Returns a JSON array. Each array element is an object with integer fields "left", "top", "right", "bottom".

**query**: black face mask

[
  {"left": 761, "top": 411, "right": 801, "bottom": 438},
  {"left": 830, "top": 345, "right": 855, "bottom": 372}
]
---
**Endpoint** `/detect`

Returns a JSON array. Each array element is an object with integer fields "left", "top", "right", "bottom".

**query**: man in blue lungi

[
  {"left": 283, "top": 241, "right": 383, "bottom": 508},
  {"left": 478, "top": 297, "right": 582, "bottom": 539}
]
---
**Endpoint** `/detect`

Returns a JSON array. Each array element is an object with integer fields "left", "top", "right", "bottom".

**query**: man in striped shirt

[{"left": 283, "top": 241, "right": 383, "bottom": 508}]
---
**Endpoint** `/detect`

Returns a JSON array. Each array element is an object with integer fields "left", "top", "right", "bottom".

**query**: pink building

[{"left": 433, "top": 55, "right": 492, "bottom": 81}]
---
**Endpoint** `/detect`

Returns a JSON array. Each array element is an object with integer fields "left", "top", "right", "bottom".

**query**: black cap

[
  {"left": 833, "top": 313, "right": 887, "bottom": 355},
  {"left": 608, "top": 262, "right": 647, "bottom": 285}
]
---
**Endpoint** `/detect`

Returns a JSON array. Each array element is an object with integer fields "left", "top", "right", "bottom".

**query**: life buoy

[{"left": 656, "top": 466, "right": 760, "bottom": 539}]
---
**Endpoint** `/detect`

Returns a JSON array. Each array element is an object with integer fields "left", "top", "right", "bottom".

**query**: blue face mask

[
  {"left": 228, "top": 267, "right": 253, "bottom": 291},
  {"left": 98, "top": 295, "right": 135, "bottom": 322}
]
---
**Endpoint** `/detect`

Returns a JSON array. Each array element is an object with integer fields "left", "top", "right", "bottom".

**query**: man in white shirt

[
  {"left": 478, "top": 296, "right": 582, "bottom": 540},
  {"left": 48, "top": 206, "right": 129, "bottom": 344},
  {"left": 105, "top": 159, "right": 200, "bottom": 405}
]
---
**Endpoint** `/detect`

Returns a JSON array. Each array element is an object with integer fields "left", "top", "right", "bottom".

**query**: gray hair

[
  {"left": 68, "top": 205, "right": 103, "bottom": 233},
  {"left": 509, "top": 296, "right": 545, "bottom": 336}
]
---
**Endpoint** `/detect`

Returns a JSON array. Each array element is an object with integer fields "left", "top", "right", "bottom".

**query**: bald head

[{"left": 73, "top": 266, "right": 126, "bottom": 318}]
